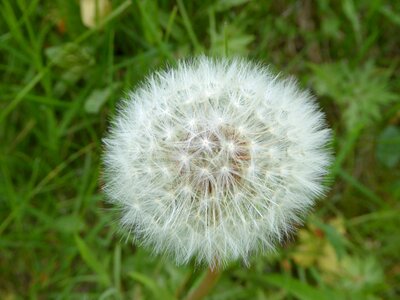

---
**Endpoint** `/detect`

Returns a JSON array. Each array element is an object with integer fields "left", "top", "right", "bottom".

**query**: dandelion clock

[{"left": 103, "top": 57, "right": 331, "bottom": 297}]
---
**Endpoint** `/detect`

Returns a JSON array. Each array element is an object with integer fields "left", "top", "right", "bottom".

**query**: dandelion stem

[{"left": 184, "top": 267, "right": 221, "bottom": 300}]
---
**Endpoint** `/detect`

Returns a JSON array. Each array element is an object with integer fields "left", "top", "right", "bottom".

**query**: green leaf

[
  {"left": 84, "top": 85, "right": 117, "bottom": 114},
  {"left": 44, "top": 43, "right": 95, "bottom": 69},
  {"left": 74, "top": 235, "right": 111, "bottom": 285},
  {"left": 376, "top": 126, "right": 400, "bottom": 168},
  {"left": 213, "top": 0, "right": 250, "bottom": 12},
  {"left": 137, "top": 0, "right": 162, "bottom": 45},
  {"left": 342, "top": 0, "right": 361, "bottom": 44},
  {"left": 54, "top": 215, "right": 85, "bottom": 233},
  {"left": 129, "top": 272, "right": 175, "bottom": 300},
  {"left": 380, "top": 6, "right": 400, "bottom": 27},
  {"left": 338, "top": 256, "right": 384, "bottom": 292},
  {"left": 264, "top": 274, "right": 344, "bottom": 300},
  {"left": 310, "top": 62, "right": 396, "bottom": 131}
]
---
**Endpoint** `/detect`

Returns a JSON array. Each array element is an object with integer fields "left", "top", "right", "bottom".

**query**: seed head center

[{"left": 177, "top": 125, "right": 251, "bottom": 196}]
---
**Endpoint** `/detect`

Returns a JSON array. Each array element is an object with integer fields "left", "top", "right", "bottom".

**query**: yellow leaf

[
  {"left": 318, "top": 242, "right": 341, "bottom": 275},
  {"left": 291, "top": 228, "right": 324, "bottom": 267}
]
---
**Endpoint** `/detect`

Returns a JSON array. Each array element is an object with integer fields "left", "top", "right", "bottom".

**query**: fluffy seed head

[{"left": 103, "top": 57, "right": 331, "bottom": 268}]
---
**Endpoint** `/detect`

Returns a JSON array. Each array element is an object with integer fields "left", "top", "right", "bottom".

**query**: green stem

[{"left": 183, "top": 267, "right": 222, "bottom": 300}]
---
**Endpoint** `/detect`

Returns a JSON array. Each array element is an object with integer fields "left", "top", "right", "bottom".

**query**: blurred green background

[{"left": 1, "top": 0, "right": 399, "bottom": 299}]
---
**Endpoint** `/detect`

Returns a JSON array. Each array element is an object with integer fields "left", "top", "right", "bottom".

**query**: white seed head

[{"left": 103, "top": 57, "right": 332, "bottom": 268}]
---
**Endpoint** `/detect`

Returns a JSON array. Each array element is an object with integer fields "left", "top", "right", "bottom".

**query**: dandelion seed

[{"left": 103, "top": 57, "right": 332, "bottom": 268}]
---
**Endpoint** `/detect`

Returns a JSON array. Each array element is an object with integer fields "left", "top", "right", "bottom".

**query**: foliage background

[{"left": 1, "top": 0, "right": 399, "bottom": 299}]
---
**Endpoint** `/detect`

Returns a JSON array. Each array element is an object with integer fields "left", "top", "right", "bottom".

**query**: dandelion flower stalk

[
  {"left": 103, "top": 57, "right": 331, "bottom": 296},
  {"left": 184, "top": 267, "right": 221, "bottom": 300}
]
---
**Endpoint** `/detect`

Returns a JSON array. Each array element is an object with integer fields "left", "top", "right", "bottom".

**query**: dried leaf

[{"left": 80, "top": 0, "right": 111, "bottom": 28}]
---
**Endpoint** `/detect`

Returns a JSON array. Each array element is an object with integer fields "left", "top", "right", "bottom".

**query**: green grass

[{"left": 1, "top": 0, "right": 399, "bottom": 299}]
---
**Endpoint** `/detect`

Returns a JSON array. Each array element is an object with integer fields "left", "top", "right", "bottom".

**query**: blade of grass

[
  {"left": 0, "top": 0, "right": 132, "bottom": 123},
  {"left": 176, "top": 0, "right": 203, "bottom": 53},
  {"left": 348, "top": 210, "right": 399, "bottom": 226},
  {"left": 28, "top": 143, "right": 94, "bottom": 199},
  {"left": 264, "top": 274, "right": 341, "bottom": 300},
  {"left": 75, "top": 235, "right": 111, "bottom": 286},
  {"left": 136, "top": 0, "right": 174, "bottom": 60},
  {"left": 164, "top": 5, "right": 178, "bottom": 43},
  {"left": 129, "top": 272, "right": 175, "bottom": 300},
  {"left": 113, "top": 243, "right": 122, "bottom": 296},
  {"left": 337, "top": 168, "right": 386, "bottom": 207}
]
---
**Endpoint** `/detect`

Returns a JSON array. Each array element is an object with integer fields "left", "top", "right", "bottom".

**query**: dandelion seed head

[{"left": 103, "top": 57, "right": 332, "bottom": 268}]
